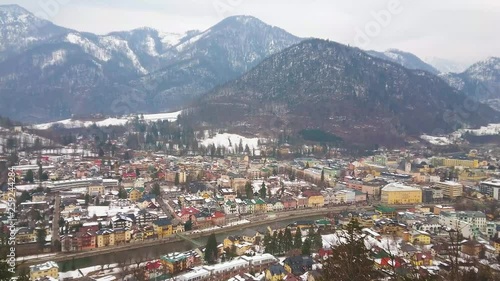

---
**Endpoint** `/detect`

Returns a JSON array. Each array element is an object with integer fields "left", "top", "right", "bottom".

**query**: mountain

[
  {"left": 192, "top": 40, "right": 499, "bottom": 146},
  {"left": 0, "top": 5, "right": 69, "bottom": 60},
  {"left": 441, "top": 57, "right": 500, "bottom": 109},
  {"left": 0, "top": 6, "right": 301, "bottom": 122},
  {"left": 424, "top": 57, "right": 469, "bottom": 74},
  {"left": 131, "top": 15, "right": 302, "bottom": 111},
  {"left": 366, "top": 49, "right": 440, "bottom": 74}
]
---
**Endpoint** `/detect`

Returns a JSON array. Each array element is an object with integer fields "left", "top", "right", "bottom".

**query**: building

[
  {"left": 439, "top": 211, "right": 487, "bottom": 233},
  {"left": 88, "top": 184, "right": 105, "bottom": 196},
  {"left": 434, "top": 181, "right": 463, "bottom": 199},
  {"left": 153, "top": 218, "right": 173, "bottom": 238},
  {"left": 302, "top": 190, "right": 325, "bottom": 208},
  {"left": 479, "top": 179, "right": 500, "bottom": 200},
  {"left": 96, "top": 229, "right": 115, "bottom": 247},
  {"left": 161, "top": 253, "right": 188, "bottom": 274},
  {"left": 30, "top": 261, "right": 59, "bottom": 280},
  {"left": 442, "top": 158, "right": 478, "bottom": 168},
  {"left": 380, "top": 183, "right": 422, "bottom": 205}
]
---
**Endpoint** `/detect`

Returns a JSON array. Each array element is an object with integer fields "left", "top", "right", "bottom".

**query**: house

[
  {"left": 265, "top": 264, "right": 287, "bottom": 281},
  {"left": 113, "top": 228, "right": 131, "bottom": 245},
  {"left": 161, "top": 253, "right": 188, "bottom": 274},
  {"left": 238, "top": 229, "right": 263, "bottom": 244},
  {"left": 126, "top": 187, "right": 145, "bottom": 202},
  {"left": 224, "top": 200, "right": 238, "bottom": 215},
  {"left": 254, "top": 198, "right": 267, "bottom": 213},
  {"left": 30, "top": 261, "right": 59, "bottom": 281},
  {"left": 403, "top": 230, "right": 431, "bottom": 245},
  {"left": 283, "top": 255, "right": 314, "bottom": 276},
  {"left": 297, "top": 196, "right": 308, "bottom": 209},
  {"left": 96, "top": 229, "right": 115, "bottom": 247},
  {"left": 88, "top": 185, "right": 105, "bottom": 196},
  {"left": 461, "top": 240, "right": 482, "bottom": 257},
  {"left": 111, "top": 213, "right": 134, "bottom": 229},
  {"left": 411, "top": 252, "right": 433, "bottom": 266},
  {"left": 16, "top": 227, "right": 36, "bottom": 244},
  {"left": 272, "top": 200, "right": 284, "bottom": 212},
  {"left": 153, "top": 218, "right": 173, "bottom": 238},
  {"left": 136, "top": 210, "right": 160, "bottom": 227},
  {"left": 212, "top": 211, "right": 226, "bottom": 226},
  {"left": 80, "top": 232, "right": 97, "bottom": 251},
  {"left": 224, "top": 236, "right": 240, "bottom": 249},
  {"left": 282, "top": 197, "right": 297, "bottom": 210},
  {"left": 303, "top": 191, "right": 324, "bottom": 208},
  {"left": 178, "top": 207, "right": 200, "bottom": 223}
]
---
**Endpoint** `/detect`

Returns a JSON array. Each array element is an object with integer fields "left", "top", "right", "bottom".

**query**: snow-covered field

[
  {"left": 32, "top": 111, "right": 182, "bottom": 130},
  {"left": 200, "top": 133, "right": 261, "bottom": 154},
  {"left": 457, "top": 123, "right": 500, "bottom": 136},
  {"left": 420, "top": 135, "right": 453, "bottom": 146}
]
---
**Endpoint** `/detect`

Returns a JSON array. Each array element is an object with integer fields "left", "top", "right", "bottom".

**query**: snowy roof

[{"left": 382, "top": 182, "right": 421, "bottom": 192}]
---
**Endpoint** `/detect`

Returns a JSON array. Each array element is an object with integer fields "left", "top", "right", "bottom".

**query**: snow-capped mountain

[
  {"left": 366, "top": 49, "right": 439, "bottom": 75},
  {"left": 132, "top": 15, "right": 302, "bottom": 111},
  {"left": 0, "top": 5, "right": 69, "bottom": 60},
  {"left": 441, "top": 57, "right": 500, "bottom": 108},
  {"left": 0, "top": 5, "right": 302, "bottom": 123},
  {"left": 424, "top": 57, "right": 469, "bottom": 74}
]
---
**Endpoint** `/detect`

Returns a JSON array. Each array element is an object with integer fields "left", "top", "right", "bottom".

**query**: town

[{"left": 2, "top": 119, "right": 500, "bottom": 281}]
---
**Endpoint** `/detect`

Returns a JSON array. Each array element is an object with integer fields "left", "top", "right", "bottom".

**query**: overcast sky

[{"left": 3, "top": 0, "right": 499, "bottom": 65}]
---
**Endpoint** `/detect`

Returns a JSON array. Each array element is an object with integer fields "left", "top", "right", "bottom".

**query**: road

[
  {"left": 20, "top": 203, "right": 422, "bottom": 267},
  {"left": 51, "top": 193, "right": 61, "bottom": 246}
]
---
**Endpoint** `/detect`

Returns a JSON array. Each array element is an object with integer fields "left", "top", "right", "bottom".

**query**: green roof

[
  {"left": 315, "top": 219, "right": 331, "bottom": 225},
  {"left": 376, "top": 205, "right": 396, "bottom": 213}
]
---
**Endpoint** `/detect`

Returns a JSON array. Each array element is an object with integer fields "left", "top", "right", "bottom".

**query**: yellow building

[
  {"left": 404, "top": 231, "right": 431, "bottom": 245},
  {"left": 493, "top": 239, "right": 500, "bottom": 254},
  {"left": 96, "top": 229, "right": 115, "bottom": 247},
  {"left": 304, "top": 191, "right": 325, "bottom": 208},
  {"left": 30, "top": 261, "right": 59, "bottom": 280},
  {"left": 126, "top": 187, "right": 144, "bottom": 202},
  {"left": 223, "top": 236, "right": 239, "bottom": 249},
  {"left": 113, "top": 228, "right": 131, "bottom": 244},
  {"left": 381, "top": 183, "right": 422, "bottom": 205},
  {"left": 265, "top": 264, "right": 287, "bottom": 281},
  {"left": 160, "top": 253, "right": 188, "bottom": 274},
  {"left": 88, "top": 185, "right": 105, "bottom": 195},
  {"left": 153, "top": 218, "right": 173, "bottom": 238},
  {"left": 443, "top": 158, "right": 478, "bottom": 168},
  {"left": 15, "top": 228, "right": 36, "bottom": 244}
]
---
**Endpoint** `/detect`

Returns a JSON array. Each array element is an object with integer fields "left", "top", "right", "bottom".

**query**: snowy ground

[
  {"left": 420, "top": 135, "right": 453, "bottom": 146},
  {"left": 16, "top": 253, "right": 57, "bottom": 262},
  {"left": 200, "top": 133, "right": 262, "bottom": 154},
  {"left": 457, "top": 123, "right": 500, "bottom": 136},
  {"left": 32, "top": 111, "right": 182, "bottom": 130},
  {"left": 199, "top": 219, "right": 250, "bottom": 233}
]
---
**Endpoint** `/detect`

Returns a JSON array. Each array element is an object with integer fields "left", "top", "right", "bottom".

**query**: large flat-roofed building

[
  {"left": 45, "top": 178, "right": 103, "bottom": 191},
  {"left": 439, "top": 210, "right": 487, "bottom": 234},
  {"left": 479, "top": 179, "right": 500, "bottom": 200},
  {"left": 442, "top": 158, "right": 479, "bottom": 168},
  {"left": 434, "top": 181, "right": 463, "bottom": 199},
  {"left": 381, "top": 183, "right": 422, "bottom": 205}
]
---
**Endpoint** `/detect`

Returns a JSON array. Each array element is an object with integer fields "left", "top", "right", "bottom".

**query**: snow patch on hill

[
  {"left": 420, "top": 135, "right": 453, "bottom": 146},
  {"left": 32, "top": 111, "right": 182, "bottom": 130},
  {"left": 200, "top": 133, "right": 261, "bottom": 153},
  {"left": 457, "top": 123, "right": 500, "bottom": 136}
]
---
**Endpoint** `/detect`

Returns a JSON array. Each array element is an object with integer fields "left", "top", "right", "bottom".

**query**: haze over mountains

[{"left": 0, "top": 4, "right": 499, "bottom": 145}]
